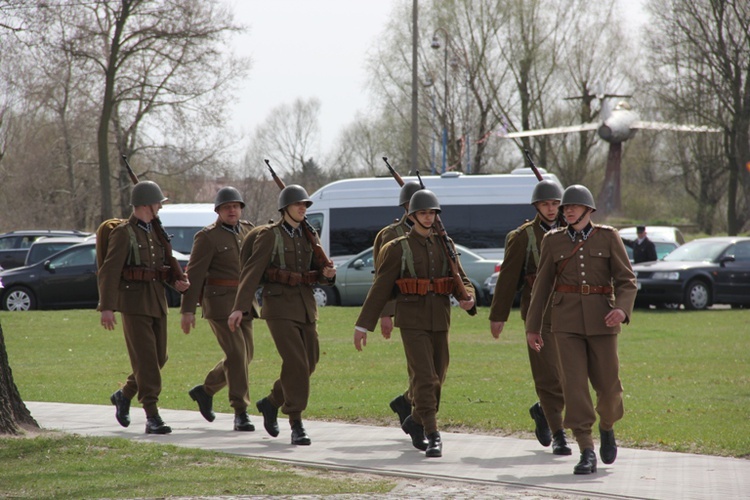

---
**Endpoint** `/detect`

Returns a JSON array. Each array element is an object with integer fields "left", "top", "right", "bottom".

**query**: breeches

[
  {"left": 203, "top": 318, "right": 254, "bottom": 410},
  {"left": 399, "top": 328, "right": 449, "bottom": 434},
  {"left": 120, "top": 313, "right": 168, "bottom": 416},
  {"left": 555, "top": 331, "right": 623, "bottom": 451},
  {"left": 527, "top": 322, "right": 565, "bottom": 432},
  {"left": 265, "top": 318, "right": 319, "bottom": 421}
]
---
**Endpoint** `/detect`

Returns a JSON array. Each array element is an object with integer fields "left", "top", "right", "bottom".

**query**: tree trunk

[{"left": 0, "top": 320, "right": 39, "bottom": 435}]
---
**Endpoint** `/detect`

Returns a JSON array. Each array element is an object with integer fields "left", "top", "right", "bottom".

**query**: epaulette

[
  {"left": 239, "top": 220, "right": 255, "bottom": 228},
  {"left": 597, "top": 224, "right": 617, "bottom": 232},
  {"left": 201, "top": 222, "right": 218, "bottom": 233}
]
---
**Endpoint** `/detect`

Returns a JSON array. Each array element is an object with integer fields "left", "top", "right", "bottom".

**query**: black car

[
  {"left": 0, "top": 240, "right": 188, "bottom": 311},
  {"left": 632, "top": 237, "right": 750, "bottom": 310},
  {"left": 0, "top": 229, "right": 91, "bottom": 270}
]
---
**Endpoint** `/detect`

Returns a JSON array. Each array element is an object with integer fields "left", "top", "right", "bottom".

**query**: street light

[{"left": 431, "top": 30, "right": 449, "bottom": 173}]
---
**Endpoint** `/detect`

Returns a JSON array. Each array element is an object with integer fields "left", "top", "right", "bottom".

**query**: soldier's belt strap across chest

[
  {"left": 206, "top": 278, "right": 240, "bottom": 287},
  {"left": 554, "top": 284, "right": 613, "bottom": 295},
  {"left": 396, "top": 277, "right": 454, "bottom": 296}
]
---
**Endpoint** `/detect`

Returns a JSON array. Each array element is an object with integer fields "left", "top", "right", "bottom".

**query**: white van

[
  {"left": 306, "top": 169, "right": 561, "bottom": 263},
  {"left": 157, "top": 203, "right": 217, "bottom": 255}
]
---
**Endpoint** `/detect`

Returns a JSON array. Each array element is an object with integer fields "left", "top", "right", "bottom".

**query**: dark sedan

[
  {"left": 0, "top": 240, "right": 188, "bottom": 311},
  {"left": 632, "top": 237, "right": 750, "bottom": 310}
]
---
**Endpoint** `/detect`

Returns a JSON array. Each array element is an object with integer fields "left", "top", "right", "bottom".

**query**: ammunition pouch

[
  {"left": 265, "top": 266, "right": 319, "bottom": 286},
  {"left": 122, "top": 265, "right": 171, "bottom": 282},
  {"left": 395, "top": 277, "right": 454, "bottom": 296}
]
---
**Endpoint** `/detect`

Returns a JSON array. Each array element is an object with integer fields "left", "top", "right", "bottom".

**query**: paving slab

[{"left": 26, "top": 402, "right": 748, "bottom": 500}]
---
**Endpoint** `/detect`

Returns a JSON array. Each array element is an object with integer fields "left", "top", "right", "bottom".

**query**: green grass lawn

[{"left": 1, "top": 306, "right": 749, "bottom": 497}]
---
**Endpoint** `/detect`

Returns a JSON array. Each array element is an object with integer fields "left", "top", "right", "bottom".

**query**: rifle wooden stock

[
  {"left": 523, "top": 149, "right": 545, "bottom": 182},
  {"left": 382, "top": 158, "right": 476, "bottom": 313},
  {"left": 265, "top": 159, "right": 333, "bottom": 270},
  {"left": 122, "top": 155, "right": 186, "bottom": 283}
]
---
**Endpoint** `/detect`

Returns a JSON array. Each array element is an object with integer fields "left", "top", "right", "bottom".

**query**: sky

[{"left": 224, "top": 0, "right": 648, "bottom": 155}]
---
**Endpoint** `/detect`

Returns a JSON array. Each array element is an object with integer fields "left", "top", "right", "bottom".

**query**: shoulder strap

[
  {"left": 272, "top": 226, "right": 285, "bottom": 269},
  {"left": 125, "top": 224, "right": 140, "bottom": 266},
  {"left": 399, "top": 238, "right": 416, "bottom": 278},
  {"left": 525, "top": 225, "right": 539, "bottom": 271}
]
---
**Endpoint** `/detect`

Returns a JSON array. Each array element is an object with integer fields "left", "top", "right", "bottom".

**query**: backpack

[{"left": 95, "top": 218, "right": 139, "bottom": 269}]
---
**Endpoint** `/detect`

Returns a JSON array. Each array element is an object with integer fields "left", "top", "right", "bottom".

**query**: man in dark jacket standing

[
  {"left": 622, "top": 226, "right": 658, "bottom": 263},
  {"left": 181, "top": 187, "right": 259, "bottom": 432}
]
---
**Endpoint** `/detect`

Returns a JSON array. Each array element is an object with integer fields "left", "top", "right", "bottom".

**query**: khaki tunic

[
  {"left": 232, "top": 220, "right": 332, "bottom": 421},
  {"left": 527, "top": 224, "right": 637, "bottom": 451},
  {"left": 488, "top": 215, "right": 565, "bottom": 432},
  {"left": 97, "top": 214, "right": 172, "bottom": 416},
  {"left": 180, "top": 218, "right": 258, "bottom": 410},
  {"left": 357, "top": 231, "right": 475, "bottom": 434}
]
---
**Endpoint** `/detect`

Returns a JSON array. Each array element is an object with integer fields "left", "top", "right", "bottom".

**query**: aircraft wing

[
  {"left": 500, "top": 123, "right": 600, "bottom": 139},
  {"left": 632, "top": 121, "right": 722, "bottom": 133}
]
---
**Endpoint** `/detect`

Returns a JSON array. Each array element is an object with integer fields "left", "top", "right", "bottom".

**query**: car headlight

[{"left": 652, "top": 271, "right": 680, "bottom": 280}]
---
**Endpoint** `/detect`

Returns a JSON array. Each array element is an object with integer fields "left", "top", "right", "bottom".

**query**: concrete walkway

[{"left": 27, "top": 402, "right": 748, "bottom": 500}]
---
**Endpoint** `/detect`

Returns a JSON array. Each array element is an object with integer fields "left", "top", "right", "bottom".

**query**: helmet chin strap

[
  {"left": 536, "top": 208, "right": 557, "bottom": 226},
  {"left": 570, "top": 208, "right": 590, "bottom": 228},
  {"left": 284, "top": 207, "right": 304, "bottom": 225}
]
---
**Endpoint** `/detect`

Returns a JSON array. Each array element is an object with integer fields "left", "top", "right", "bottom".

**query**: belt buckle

[{"left": 580, "top": 284, "right": 590, "bottom": 295}]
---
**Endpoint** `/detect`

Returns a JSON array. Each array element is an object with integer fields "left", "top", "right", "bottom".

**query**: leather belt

[
  {"left": 555, "top": 284, "right": 613, "bottom": 295},
  {"left": 206, "top": 278, "right": 239, "bottom": 287}
]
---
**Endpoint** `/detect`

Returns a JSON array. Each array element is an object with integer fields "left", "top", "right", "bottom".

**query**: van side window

[{"left": 326, "top": 204, "right": 535, "bottom": 258}]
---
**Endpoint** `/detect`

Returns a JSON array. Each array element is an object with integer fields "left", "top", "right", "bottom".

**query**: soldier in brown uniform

[
  {"left": 228, "top": 185, "right": 336, "bottom": 446},
  {"left": 354, "top": 190, "right": 476, "bottom": 458},
  {"left": 372, "top": 181, "right": 421, "bottom": 426},
  {"left": 526, "top": 184, "right": 636, "bottom": 475},
  {"left": 99, "top": 181, "right": 190, "bottom": 434},
  {"left": 489, "top": 180, "right": 571, "bottom": 456},
  {"left": 181, "top": 187, "right": 259, "bottom": 432}
]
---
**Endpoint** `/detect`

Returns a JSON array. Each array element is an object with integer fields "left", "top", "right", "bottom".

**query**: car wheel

[
  {"left": 312, "top": 285, "right": 336, "bottom": 307},
  {"left": 3, "top": 286, "right": 36, "bottom": 311},
  {"left": 683, "top": 280, "right": 710, "bottom": 310}
]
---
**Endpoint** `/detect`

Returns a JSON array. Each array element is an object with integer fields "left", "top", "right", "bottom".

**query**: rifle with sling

[
  {"left": 121, "top": 155, "right": 187, "bottom": 283},
  {"left": 264, "top": 159, "right": 333, "bottom": 270},
  {"left": 382, "top": 157, "right": 476, "bottom": 315}
]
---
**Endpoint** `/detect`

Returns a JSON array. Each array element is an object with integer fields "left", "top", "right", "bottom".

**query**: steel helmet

[
  {"left": 398, "top": 181, "right": 422, "bottom": 207},
  {"left": 131, "top": 180, "right": 167, "bottom": 206},
  {"left": 214, "top": 186, "right": 245, "bottom": 211},
  {"left": 531, "top": 180, "right": 563, "bottom": 204},
  {"left": 278, "top": 184, "right": 313, "bottom": 211},
  {"left": 408, "top": 189, "right": 441, "bottom": 215},
  {"left": 561, "top": 184, "right": 596, "bottom": 211}
]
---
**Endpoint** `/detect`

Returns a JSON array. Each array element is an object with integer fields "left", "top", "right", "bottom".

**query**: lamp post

[{"left": 431, "top": 29, "right": 449, "bottom": 173}]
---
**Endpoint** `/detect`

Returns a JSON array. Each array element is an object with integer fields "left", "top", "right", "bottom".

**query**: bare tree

[
  {"left": 30, "top": 0, "right": 249, "bottom": 220},
  {"left": 645, "top": 0, "right": 750, "bottom": 234},
  {"left": 247, "top": 98, "right": 324, "bottom": 183}
]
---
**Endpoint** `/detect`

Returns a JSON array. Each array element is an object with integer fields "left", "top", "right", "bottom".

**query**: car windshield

[{"left": 663, "top": 240, "right": 728, "bottom": 263}]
